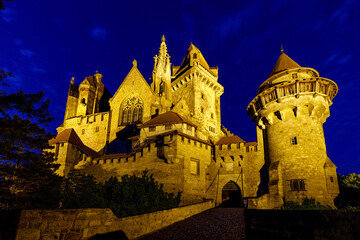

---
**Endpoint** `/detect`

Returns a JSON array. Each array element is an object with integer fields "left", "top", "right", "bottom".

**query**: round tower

[{"left": 247, "top": 49, "right": 339, "bottom": 207}]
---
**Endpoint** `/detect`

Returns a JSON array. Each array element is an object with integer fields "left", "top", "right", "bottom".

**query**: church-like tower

[{"left": 247, "top": 49, "right": 339, "bottom": 207}]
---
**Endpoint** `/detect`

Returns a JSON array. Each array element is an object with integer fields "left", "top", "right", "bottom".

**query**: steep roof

[
  {"left": 49, "top": 128, "right": 101, "bottom": 158},
  {"left": 215, "top": 135, "right": 246, "bottom": 145},
  {"left": 177, "top": 43, "right": 210, "bottom": 72},
  {"left": 139, "top": 111, "right": 197, "bottom": 128},
  {"left": 269, "top": 50, "right": 301, "bottom": 77}
]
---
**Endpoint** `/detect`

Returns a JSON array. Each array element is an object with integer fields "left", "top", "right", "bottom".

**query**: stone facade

[{"left": 50, "top": 37, "right": 339, "bottom": 208}]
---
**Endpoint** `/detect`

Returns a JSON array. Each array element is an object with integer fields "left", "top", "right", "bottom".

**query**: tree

[
  {"left": 0, "top": 70, "right": 62, "bottom": 209},
  {"left": 0, "top": 0, "right": 13, "bottom": 10},
  {"left": 335, "top": 173, "right": 360, "bottom": 209}
]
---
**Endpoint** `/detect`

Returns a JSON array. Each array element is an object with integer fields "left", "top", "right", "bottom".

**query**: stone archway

[{"left": 221, "top": 181, "right": 242, "bottom": 207}]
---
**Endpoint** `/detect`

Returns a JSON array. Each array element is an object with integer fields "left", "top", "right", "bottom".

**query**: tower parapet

[{"left": 247, "top": 50, "right": 339, "bottom": 207}]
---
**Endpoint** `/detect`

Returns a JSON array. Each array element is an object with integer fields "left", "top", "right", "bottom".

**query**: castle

[{"left": 50, "top": 36, "right": 339, "bottom": 208}]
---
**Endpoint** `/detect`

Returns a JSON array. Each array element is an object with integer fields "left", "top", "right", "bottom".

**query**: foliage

[
  {"left": 60, "top": 170, "right": 105, "bottom": 209},
  {"left": 0, "top": 0, "right": 13, "bottom": 10},
  {"left": 61, "top": 169, "right": 182, "bottom": 217},
  {"left": 335, "top": 173, "right": 360, "bottom": 209},
  {"left": 104, "top": 169, "right": 182, "bottom": 217},
  {"left": 0, "top": 70, "right": 62, "bottom": 210},
  {"left": 280, "top": 197, "right": 332, "bottom": 210}
]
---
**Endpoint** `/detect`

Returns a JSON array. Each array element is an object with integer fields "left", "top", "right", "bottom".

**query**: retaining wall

[{"left": 6, "top": 200, "right": 214, "bottom": 240}]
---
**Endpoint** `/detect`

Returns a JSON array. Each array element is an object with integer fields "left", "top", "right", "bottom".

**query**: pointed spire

[
  {"left": 161, "top": 35, "right": 166, "bottom": 42},
  {"left": 269, "top": 49, "right": 301, "bottom": 77}
]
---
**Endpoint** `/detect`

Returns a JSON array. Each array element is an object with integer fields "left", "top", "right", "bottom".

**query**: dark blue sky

[{"left": 1, "top": 0, "right": 359, "bottom": 174}]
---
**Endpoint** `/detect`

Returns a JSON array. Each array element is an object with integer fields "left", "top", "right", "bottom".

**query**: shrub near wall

[{"left": 244, "top": 209, "right": 360, "bottom": 239}]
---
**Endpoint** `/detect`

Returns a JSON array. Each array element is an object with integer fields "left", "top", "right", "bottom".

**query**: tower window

[
  {"left": 201, "top": 107, "right": 204, "bottom": 113},
  {"left": 81, "top": 98, "right": 86, "bottom": 104},
  {"left": 193, "top": 53, "right": 197, "bottom": 59},
  {"left": 330, "top": 176, "right": 334, "bottom": 183},
  {"left": 291, "top": 137, "right": 297, "bottom": 145},
  {"left": 211, "top": 113, "right": 214, "bottom": 119},
  {"left": 82, "top": 129, "right": 85, "bottom": 135},
  {"left": 201, "top": 93, "right": 204, "bottom": 99},
  {"left": 292, "top": 73, "right": 298, "bottom": 79},
  {"left": 290, "top": 179, "right": 306, "bottom": 191}
]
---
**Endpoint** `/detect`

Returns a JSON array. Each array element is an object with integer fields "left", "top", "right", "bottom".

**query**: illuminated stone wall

[{"left": 14, "top": 200, "right": 215, "bottom": 240}]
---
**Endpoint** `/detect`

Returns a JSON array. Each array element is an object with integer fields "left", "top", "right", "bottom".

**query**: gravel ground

[{"left": 138, "top": 208, "right": 246, "bottom": 240}]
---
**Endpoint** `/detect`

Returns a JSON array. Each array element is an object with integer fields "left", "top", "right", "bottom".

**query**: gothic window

[
  {"left": 133, "top": 107, "right": 138, "bottom": 122},
  {"left": 290, "top": 179, "right": 306, "bottom": 191},
  {"left": 120, "top": 96, "right": 144, "bottom": 125}
]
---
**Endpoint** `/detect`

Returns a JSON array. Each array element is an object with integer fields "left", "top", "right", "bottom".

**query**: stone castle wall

[{"left": 14, "top": 201, "right": 215, "bottom": 240}]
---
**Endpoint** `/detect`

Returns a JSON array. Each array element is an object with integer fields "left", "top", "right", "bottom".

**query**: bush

[
  {"left": 60, "top": 169, "right": 181, "bottom": 217},
  {"left": 281, "top": 197, "right": 332, "bottom": 210},
  {"left": 335, "top": 173, "right": 360, "bottom": 209}
]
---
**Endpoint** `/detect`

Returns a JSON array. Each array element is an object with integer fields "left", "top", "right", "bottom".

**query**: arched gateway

[{"left": 221, "top": 181, "right": 242, "bottom": 207}]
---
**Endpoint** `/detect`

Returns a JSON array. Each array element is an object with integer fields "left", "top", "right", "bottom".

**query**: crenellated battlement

[{"left": 247, "top": 77, "right": 337, "bottom": 128}]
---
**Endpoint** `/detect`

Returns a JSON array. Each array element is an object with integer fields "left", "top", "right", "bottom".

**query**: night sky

[{"left": 1, "top": 0, "right": 359, "bottom": 174}]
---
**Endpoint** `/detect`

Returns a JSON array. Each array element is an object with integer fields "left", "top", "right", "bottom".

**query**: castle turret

[
  {"left": 247, "top": 49, "right": 339, "bottom": 207},
  {"left": 76, "top": 71, "right": 105, "bottom": 116},
  {"left": 151, "top": 35, "right": 172, "bottom": 113},
  {"left": 64, "top": 77, "right": 79, "bottom": 120}
]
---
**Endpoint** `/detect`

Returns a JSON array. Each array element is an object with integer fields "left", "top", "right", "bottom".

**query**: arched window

[
  {"left": 133, "top": 107, "right": 138, "bottom": 122},
  {"left": 81, "top": 98, "right": 86, "bottom": 104},
  {"left": 120, "top": 96, "right": 144, "bottom": 125}
]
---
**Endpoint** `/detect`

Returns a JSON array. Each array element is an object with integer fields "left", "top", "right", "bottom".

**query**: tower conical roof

[{"left": 269, "top": 50, "right": 301, "bottom": 77}]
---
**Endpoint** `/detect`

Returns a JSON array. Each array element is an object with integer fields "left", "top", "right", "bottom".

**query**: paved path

[{"left": 138, "top": 208, "right": 246, "bottom": 240}]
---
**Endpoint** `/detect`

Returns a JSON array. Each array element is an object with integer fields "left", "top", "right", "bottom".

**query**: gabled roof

[
  {"left": 49, "top": 128, "right": 101, "bottom": 158},
  {"left": 269, "top": 50, "right": 301, "bottom": 77},
  {"left": 139, "top": 111, "right": 197, "bottom": 128},
  {"left": 110, "top": 60, "right": 154, "bottom": 103},
  {"left": 215, "top": 135, "right": 246, "bottom": 145}
]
